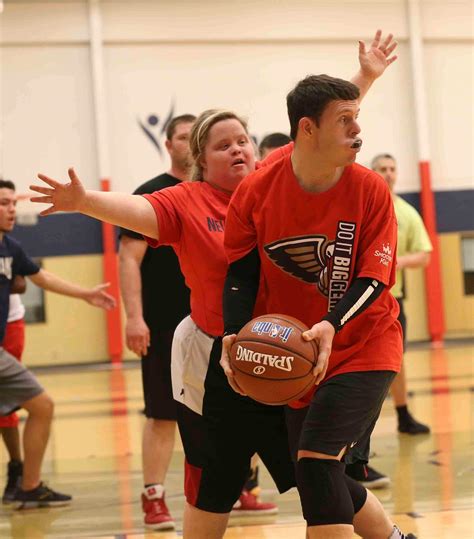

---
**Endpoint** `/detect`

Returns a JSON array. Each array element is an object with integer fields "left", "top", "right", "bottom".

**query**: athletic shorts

[
  {"left": 171, "top": 319, "right": 295, "bottom": 513},
  {"left": 0, "top": 319, "right": 26, "bottom": 427},
  {"left": 141, "top": 329, "right": 177, "bottom": 421},
  {"left": 396, "top": 298, "right": 407, "bottom": 351},
  {"left": 171, "top": 316, "right": 214, "bottom": 416},
  {"left": 285, "top": 371, "right": 396, "bottom": 465},
  {"left": 0, "top": 348, "right": 44, "bottom": 416}
]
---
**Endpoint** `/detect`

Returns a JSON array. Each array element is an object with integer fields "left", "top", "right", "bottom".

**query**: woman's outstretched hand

[{"left": 31, "top": 167, "right": 86, "bottom": 216}]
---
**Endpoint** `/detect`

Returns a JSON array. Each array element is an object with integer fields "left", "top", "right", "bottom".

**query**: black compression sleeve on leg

[
  {"left": 223, "top": 247, "right": 261, "bottom": 335},
  {"left": 296, "top": 458, "right": 354, "bottom": 526},
  {"left": 323, "top": 277, "right": 385, "bottom": 333},
  {"left": 344, "top": 474, "right": 368, "bottom": 514}
]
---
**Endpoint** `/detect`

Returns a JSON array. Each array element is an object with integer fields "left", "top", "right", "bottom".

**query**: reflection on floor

[{"left": 0, "top": 343, "right": 472, "bottom": 538}]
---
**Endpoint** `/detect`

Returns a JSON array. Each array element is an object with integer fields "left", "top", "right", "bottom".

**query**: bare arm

[
  {"left": 30, "top": 168, "right": 158, "bottom": 239},
  {"left": 350, "top": 29, "right": 398, "bottom": 101},
  {"left": 119, "top": 236, "right": 150, "bottom": 356},
  {"left": 10, "top": 275, "right": 27, "bottom": 294},
  {"left": 397, "top": 251, "right": 431, "bottom": 270},
  {"left": 28, "top": 269, "right": 116, "bottom": 309}
]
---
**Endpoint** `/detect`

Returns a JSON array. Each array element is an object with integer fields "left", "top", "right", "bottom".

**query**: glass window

[
  {"left": 23, "top": 259, "right": 45, "bottom": 323},
  {"left": 461, "top": 236, "right": 474, "bottom": 295}
]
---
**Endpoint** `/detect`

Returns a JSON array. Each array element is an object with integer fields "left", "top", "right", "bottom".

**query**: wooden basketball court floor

[{"left": 0, "top": 342, "right": 472, "bottom": 538}]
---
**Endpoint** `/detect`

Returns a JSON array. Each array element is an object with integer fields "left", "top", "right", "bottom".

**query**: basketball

[{"left": 229, "top": 314, "right": 318, "bottom": 405}]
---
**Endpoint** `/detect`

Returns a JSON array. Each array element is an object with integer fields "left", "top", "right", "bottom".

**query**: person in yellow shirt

[{"left": 346, "top": 153, "right": 432, "bottom": 489}]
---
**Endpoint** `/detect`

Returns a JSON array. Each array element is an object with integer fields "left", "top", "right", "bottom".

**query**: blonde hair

[{"left": 190, "top": 109, "right": 248, "bottom": 181}]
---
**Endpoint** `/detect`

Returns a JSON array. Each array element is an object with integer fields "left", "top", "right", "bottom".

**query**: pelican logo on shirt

[
  {"left": 0, "top": 257, "right": 13, "bottom": 280},
  {"left": 264, "top": 235, "right": 334, "bottom": 296}
]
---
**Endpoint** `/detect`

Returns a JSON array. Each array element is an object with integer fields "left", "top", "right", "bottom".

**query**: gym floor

[{"left": 0, "top": 342, "right": 472, "bottom": 538}]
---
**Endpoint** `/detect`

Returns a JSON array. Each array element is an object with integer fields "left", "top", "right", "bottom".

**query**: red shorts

[{"left": 0, "top": 319, "right": 26, "bottom": 428}]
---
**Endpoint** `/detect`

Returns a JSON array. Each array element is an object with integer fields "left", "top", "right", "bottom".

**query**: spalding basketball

[{"left": 229, "top": 314, "right": 317, "bottom": 405}]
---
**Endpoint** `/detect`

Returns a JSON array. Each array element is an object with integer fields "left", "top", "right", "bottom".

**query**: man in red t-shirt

[{"left": 221, "top": 75, "right": 413, "bottom": 539}]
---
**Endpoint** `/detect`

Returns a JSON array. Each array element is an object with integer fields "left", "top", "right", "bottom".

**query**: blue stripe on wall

[
  {"left": 401, "top": 189, "right": 474, "bottom": 234},
  {"left": 11, "top": 213, "right": 107, "bottom": 257},
  {"left": 10, "top": 189, "right": 473, "bottom": 257}
]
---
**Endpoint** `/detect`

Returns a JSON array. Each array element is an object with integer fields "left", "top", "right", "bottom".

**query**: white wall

[{"left": 0, "top": 0, "right": 473, "bottom": 195}]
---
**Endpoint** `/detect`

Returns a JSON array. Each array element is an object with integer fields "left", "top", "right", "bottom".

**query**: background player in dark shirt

[
  {"left": 0, "top": 179, "right": 115, "bottom": 508},
  {"left": 119, "top": 114, "right": 194, "bottom": 530},
  {"left": 119, "top": 114, "right": 276, "bottom": 527}
]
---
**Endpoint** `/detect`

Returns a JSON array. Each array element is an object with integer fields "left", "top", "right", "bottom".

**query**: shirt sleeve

[
  {"left": 354, "top": 175, "right": 398, "bottom": 287},
  {"left": 142, "top": 186, "right": 185, "bottom": 248},
  {"left": 12, "top": 242, "right": 40, "bottom": 276},
  {"left": 407, "top": 207, "right": 433, "bottom": 253},
  {"left": 225, "top": 181, "right": 258, "bottom": 263}
]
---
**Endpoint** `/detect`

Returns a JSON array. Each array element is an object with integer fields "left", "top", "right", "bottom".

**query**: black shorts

[
  {"left": 285, "top": 371, "right": 396, "bottom": 465},
  {"left": 141, "top": 329, "right": 177, "bottom": 421},
  {"left": 397, "top": 298, "right": 407, "bottom": 352},
  {"left": 185, "top": 338, "right": 295, "bottom": 513}
]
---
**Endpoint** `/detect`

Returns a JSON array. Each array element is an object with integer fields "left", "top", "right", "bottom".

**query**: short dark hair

[
  {"left": 286, "top": 74, "right": 360, "bottom": 140},
  {"left": 371, "top": 153, "right": 396, "bottom": 170},
  {"left": 0, "top": 179, "right": 15, "bottom": 190},
  {"left": 258, "top": 132, "right": 291, "bottom": 154},
  {"left": 166, "top": 114, "right": 196, "bottom": 140}
]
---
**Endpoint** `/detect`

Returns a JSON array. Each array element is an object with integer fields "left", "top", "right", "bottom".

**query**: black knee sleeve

[
  {"left": 344, "top": 474, "right": 368, "bottom": 514},
  {"left": 296, "top": 458, "right": 354, "bottom": 526}
]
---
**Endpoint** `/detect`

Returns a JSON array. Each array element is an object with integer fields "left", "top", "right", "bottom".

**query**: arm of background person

[
  {"left": 30, "top": 167, "right": 158, "bottom": 239},
  {"left": 397, "top": 251, "right": 431, "bottom": 270},
  {"left": 28, "top": 269, "right": 116, "bottom": 310},
  {"left": 398, "top": 207, "right": 432, "bottom": 269},
  {"left": 10, "top": 275, "right": 26, "bottom": 294},
  {"left": 119, "top": 236, "right": 150, "bottom": 357},
  {"left": 351, "top": 29, "right": 398, "bottom": 101}
]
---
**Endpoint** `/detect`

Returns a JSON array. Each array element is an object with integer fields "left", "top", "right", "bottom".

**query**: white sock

[
  {"left": 388, "top": 525, "right": 406, "bottom": 539},
  {"left": 144, "top": 484, "right": 165, "bottom": 500}
]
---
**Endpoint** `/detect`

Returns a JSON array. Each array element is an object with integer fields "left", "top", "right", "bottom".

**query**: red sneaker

[
  {"left": 141, "top": 491, "right": 175, "bottom": 531},
  {"left": 231, "top": 489, "right": 278, "bottom": 516}
]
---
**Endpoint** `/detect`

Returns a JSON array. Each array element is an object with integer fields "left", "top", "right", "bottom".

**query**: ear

[
  {"left": 165, "top": 139, "right": 172, "bottom": 152},
  {"left": 298, "top": 117, "right": 316, "bottom": 138}
]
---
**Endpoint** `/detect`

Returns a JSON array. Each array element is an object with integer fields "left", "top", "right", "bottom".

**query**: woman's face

[{"left": 200, "top": 119, "right": 256, "bottom": 193}]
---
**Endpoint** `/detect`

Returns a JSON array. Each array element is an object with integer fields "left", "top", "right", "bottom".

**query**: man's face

[
  {"left": 166, "top": 121, "right": 194, "bottom": 171},
  {"left": 0, "top": 188, "right": 16, "bottom": 233},
  {"left": 311, "top": 99, "right": 361, "bottom": 166},
  {"left": 373, "top": 157, "right": 397, "bottom": 191}
]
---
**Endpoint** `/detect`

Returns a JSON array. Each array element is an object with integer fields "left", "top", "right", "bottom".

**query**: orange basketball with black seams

[{"left": 229, "top": 313, "right": 317, "bottom": 405}]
